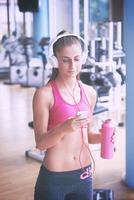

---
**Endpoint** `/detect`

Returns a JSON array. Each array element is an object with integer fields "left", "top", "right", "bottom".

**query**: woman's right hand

[{"left": 60, "top": 115, "right": 91, "bottom": 134}]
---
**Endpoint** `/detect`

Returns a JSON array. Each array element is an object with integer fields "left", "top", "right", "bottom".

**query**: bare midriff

[{"left": 43, "top": 128, "right": 92, "bottom": 172}]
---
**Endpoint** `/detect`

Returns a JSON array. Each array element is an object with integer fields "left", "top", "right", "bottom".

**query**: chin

[
  {"left": 68, "top": 71, "right": 77, "bottom": 75},
  {"left": 67, "top": 73, "right": 77, "bottom": 78}
]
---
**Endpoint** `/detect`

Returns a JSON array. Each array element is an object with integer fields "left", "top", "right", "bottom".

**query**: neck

[
  {"left": 56, "top": 75, "right": 78, "bottom": 91},
  {"left": 55, "top": 75, "right": 81, "bottom": 104}
]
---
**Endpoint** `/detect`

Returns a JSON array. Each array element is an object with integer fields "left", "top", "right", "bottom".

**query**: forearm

[
  {"left": 35, "top": 124, "right": 66, "bottom": 150},
  {"left": 88, "top": 131, "right": 101, "bottom": 144}
]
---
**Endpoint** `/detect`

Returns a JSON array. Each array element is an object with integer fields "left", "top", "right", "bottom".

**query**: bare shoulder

[
  {"left": 80, "top": 81, "right": 97, "bottom": 108},
  {"left": 33, "top": 83, "right": 53, "bottom": 107}
]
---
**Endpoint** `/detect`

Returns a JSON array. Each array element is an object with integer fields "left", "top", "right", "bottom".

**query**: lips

[{"left": 68, "top": 70, "right": 76, "bottom": 73}]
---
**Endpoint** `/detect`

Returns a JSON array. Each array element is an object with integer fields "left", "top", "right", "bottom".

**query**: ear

[
  {"left": 81, "top": 52, "right": 88, "bottom": 64},
  {"left": 48, "top": 55, "right": 58, "bottom": 68}
]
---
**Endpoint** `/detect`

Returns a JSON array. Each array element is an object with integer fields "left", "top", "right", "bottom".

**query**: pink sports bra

[{"left": 47, "top": 80, "right": 92, "bottom": 130}]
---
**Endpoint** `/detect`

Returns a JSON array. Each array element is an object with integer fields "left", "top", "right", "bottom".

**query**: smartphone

[{"left": 76, "top": 111, "right": 89, "bottom": 120}]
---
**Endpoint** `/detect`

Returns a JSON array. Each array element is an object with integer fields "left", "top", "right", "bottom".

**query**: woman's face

[{"left": 56, "top": 43, "right": 83, "bottom": 78}]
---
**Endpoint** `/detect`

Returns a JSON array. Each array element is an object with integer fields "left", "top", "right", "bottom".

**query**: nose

[{"left": 70, "top": 60, "right": 75, "bottom": 69}]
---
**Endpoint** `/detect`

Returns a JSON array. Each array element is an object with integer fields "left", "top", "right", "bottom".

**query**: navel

[{"left": 73, "top": 156, "right": 76, "bottom": 160}]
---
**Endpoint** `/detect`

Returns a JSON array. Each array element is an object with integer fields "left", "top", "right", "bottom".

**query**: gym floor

[{"left": 0, "top": 80, "right": 134, "bottom": 200}]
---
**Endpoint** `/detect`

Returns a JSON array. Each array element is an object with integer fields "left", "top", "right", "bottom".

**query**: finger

[
  {"left": 111, "top": 136, "right": 115, "bottom": 143},
  {"left": 75, "top": 116, "right": 91, "bottom": 123},
  {"left": 77, "top": 119, "right": 90, "bottom": 128}
]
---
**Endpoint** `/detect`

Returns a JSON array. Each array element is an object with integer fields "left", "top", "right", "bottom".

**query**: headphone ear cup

[
  {"left": 81, "top": 52, "right": 88, "bottom": 64},
  {"left": 48, "top": 55, "right": 58, "bottom": 68}
]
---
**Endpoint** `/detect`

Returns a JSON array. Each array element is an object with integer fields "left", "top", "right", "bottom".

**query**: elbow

[
  {"left": 88, "top": 139, "right": 94, "bottom": 144},
  {"left": 36, "top": 143, "right": 46, "bottom": 151},
  {"left": 35, "top": 135, "right": 46, "bottom": 151},
  {"left": 88, "top": 135, "right": 94, "bottom": 144}
]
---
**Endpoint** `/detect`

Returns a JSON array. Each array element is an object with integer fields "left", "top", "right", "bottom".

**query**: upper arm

[
  {"left": 89, "top": 86, "right": 97, "bottom": 112},
  {"left": 32, "top": 86, "right": 52, "bottom": 141},
  {"left": 83, "top": 83, "right": 97, "bottom": 113},
  {"left": 82, "top": 84, "right": 97, "bottom": 142}
]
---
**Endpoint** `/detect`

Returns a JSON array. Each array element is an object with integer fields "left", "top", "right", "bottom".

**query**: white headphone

[{"left": 48, "top": 33, "right": 88, "bottom": 68}]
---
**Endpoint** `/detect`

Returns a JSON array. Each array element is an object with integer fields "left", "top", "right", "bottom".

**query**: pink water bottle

[{"left": 101, "top": 119, "right": 115, "bottom": 159}]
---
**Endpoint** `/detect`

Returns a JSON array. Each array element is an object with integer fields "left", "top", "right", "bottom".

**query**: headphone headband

[{"left": 49, "top": 33, "right": 88, "bottom": 57}]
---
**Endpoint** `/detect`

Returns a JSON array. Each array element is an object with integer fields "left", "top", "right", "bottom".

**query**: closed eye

[
  {"left": 74, "top": 57, "right": 81, "bottom": 61},
  {"left": 63, "top": 59, "right": 70, "bottom": 63},
  {"left": 62, "top": 57, "right": 81, "bottom": 62}
]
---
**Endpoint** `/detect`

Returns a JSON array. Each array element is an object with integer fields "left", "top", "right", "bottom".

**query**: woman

[{"left": 33, "top": 31, "right": 101, "bottom": 200}]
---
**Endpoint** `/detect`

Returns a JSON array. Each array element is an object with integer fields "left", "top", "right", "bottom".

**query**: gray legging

[{"left": 34, "top": 164, "right": 93, "bottom": 200}]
